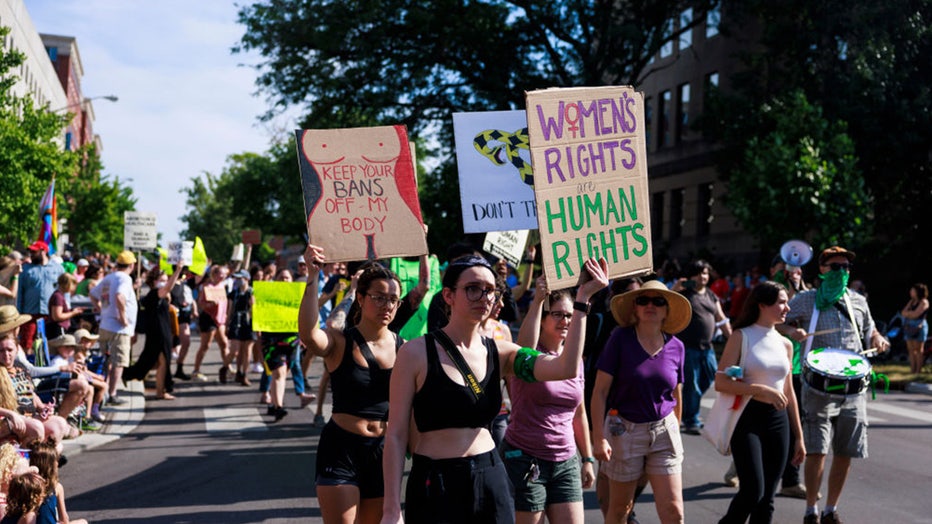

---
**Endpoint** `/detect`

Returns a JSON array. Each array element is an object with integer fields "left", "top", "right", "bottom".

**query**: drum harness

[{"left": 804, "top": 294, "right": 889, "bottom": 399}]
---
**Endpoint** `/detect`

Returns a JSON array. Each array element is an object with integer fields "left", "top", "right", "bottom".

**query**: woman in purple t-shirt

[
  {"left": 504, "top": 276, "right": 595, "bottom": 524},
  {"left": 591, "top": 279, "right": 693, "bottom": 524}
]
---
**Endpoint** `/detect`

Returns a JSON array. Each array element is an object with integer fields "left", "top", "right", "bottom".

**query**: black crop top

[
  {"left": 412, "top": 332, "right": 502, "bottom": 433},
  {"left": 329, "top": 327, "right": 400, "bottom": 421}
]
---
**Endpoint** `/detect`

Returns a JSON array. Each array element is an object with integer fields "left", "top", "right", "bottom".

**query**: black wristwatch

[{"left": 573, "top": 301, "right": 591, "bottom": 315}]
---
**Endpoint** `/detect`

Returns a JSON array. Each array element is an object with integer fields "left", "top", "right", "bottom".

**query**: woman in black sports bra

[
  {"left": 299, "top": 245, "right": 403, "bottom": 524},
  {"left": 381, "top": 254, "right": 608, "bottom": 524}
]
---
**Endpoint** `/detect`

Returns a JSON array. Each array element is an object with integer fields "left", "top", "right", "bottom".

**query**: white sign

[
  {"left": 453, "top": 110, "right": 538, "bottom": 233},
  {"left": 231, "top": 243, "right": 245, "bottom": 262},
  {"left": 483, "top": 230, "right": 530, "bottom": 268},
  {"left": 168, "top": 241, "right": 193, "bottom": 266},
  {"left": 123, "top": 212, "right": 158, "bottom": 250}
]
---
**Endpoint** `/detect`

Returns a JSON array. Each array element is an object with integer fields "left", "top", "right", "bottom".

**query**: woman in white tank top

[{"left": 714, "top": 281, "right": 805, "bottom": 523}]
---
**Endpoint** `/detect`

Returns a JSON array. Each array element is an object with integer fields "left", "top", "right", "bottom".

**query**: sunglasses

[
  {"left": 635, "top": 295, "right": 668, "bottom": 307},
  {"left": 823, "top": 262, "right": 852, "bottom": 271}
]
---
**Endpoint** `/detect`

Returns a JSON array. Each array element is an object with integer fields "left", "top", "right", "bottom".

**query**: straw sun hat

[
  {"left": 0, "top": 306, "right": 31, "bottom": 334},
  {"left": 610, "top": 280, "right": 693, "bottom": 334}
]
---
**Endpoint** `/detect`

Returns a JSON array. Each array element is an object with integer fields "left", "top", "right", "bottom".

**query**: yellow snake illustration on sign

[{"left": 473, "top": 128, "right": 534, "bottom": 187}]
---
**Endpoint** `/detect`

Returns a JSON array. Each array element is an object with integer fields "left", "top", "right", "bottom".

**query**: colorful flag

[{"left": 37, "top": 179, "right": 57, "bottom": 255}]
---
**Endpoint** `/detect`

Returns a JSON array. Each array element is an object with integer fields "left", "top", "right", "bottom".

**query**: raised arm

[
  {"left": 515, "top": 275, "right": 548, "bottom": 349},
  {"left": 297, "top": 245, "right": 336, "bottom": 357}
]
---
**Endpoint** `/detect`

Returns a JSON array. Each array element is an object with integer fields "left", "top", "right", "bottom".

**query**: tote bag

[{"left": 701, "top": 328, "right": 751, "bottom": 456}]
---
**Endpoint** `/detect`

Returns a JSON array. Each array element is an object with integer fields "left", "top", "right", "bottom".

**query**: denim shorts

[
  {"left": 501, "top": 440, "right": 582, "bottom": 512},
  {"left": 600, "top": 411, "right": 683, "bottom": 482},
  {"left": 801, "top": 383, "right": 868, "bottom": 458}
]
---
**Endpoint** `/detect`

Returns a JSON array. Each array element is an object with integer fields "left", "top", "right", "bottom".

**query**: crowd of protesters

[{"left": 0, "top": 233, "right": 924, "bottom": 524}]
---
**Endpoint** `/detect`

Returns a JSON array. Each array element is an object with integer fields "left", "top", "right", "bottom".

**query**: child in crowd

[
  {"left": 1, "top": 467, "right": 45, "bottom": 524},
  {"left": 73, "top": 330, "right": 106, "bottom": 424},
  {"left": 29, "top": 441, "right": 87, "bottom": 524}
]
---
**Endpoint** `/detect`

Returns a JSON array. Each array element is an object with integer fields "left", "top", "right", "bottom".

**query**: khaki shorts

[
  {"left": 99, "top": 329, "right": 132, "bottom": 368},
  {"left": 600, "top": 411, "right": 683, "bottom": 482},
  {"left": 801, "top": 383, "right": 868, "bottom": 458}
]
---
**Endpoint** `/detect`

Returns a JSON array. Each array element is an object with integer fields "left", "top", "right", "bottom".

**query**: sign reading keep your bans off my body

[
  {"left": 526, "top": 86, "right": 652, "bottom": 290},
  {"left": 295, "top": 126, "right": 428, "bottom": 262}
]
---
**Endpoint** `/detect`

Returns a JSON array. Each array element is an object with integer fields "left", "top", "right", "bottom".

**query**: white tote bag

[{"left": 701, "top": 328, "right": 752, "bottom": 456}]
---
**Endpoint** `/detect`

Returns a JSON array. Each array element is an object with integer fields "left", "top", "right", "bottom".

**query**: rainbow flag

[{"left": 37, "top": 179, "right": 57, "bottom": 255}]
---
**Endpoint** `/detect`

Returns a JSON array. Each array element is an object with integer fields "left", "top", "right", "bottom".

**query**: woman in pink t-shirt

[{"left": 503, "top": 275, "right": 595, "bottom": 524}]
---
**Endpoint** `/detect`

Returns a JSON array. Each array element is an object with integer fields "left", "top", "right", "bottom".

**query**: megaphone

[{"left": 779, "top": 240, "right": 812, "bottom": 267}]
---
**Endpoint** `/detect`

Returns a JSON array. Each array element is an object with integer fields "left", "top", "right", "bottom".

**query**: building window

[
  {"left": 658, "top": 90, "right": 672, "bottom": 149},
  {"left": 676, "top": 83, "right": 690, "bottom": 143},
  {"left": 706, "top": 71, "right": 720, "bottom": 89},
  {"left": 706, "top": 4, "right": 721, "bottom": 38},
  {"left": 697, "top": 183, "right": 714, "bottom": 237},
  {"left": 660, "top": 20, "right": 674, "bottom": 58},
  {"left": 652, "top": 192, "right": 665, "bottom": 243},
  {"left": 645, "top": 96, "right": 653, "bottom": 152},
  {"left": 670, "top": 188, "right": 685, "bottom": 240},
  {"left": 46, "top": 46, "right": 57, "bottom": 61},
  {"left": 680, "top": 8, "right": 693, "bottom": 49}
]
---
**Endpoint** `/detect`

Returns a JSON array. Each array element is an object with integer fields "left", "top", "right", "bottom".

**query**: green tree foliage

[
  {"left": 710, "top": 90, "right": 871, "bottom": 255},
  {"left": 234, "top": 0, "right": 714, "bottom": 244},
  {"left": 60, "top": 146, "right": 137, "bottom": 255},
  {"left": 0, "top": 28, "right": 78, "bottom": 250},
  {"left": 179, "top": 140, "right": 305, "bottom": 262}
]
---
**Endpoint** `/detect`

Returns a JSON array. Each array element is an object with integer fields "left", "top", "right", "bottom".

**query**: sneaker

[
  {"left": 91, "top": 412, "right": 105, "bottom": 423},
  {"left": 681, "top": 424, "right": 702, "bottom": 435},
  {"left": 267, "top": 405, "right": 276, "bottom": 416},
  {"left": 219, "top": 366, "right": 229, "bottom": 384},
  {"left": 313, "top": 414, "right": 326, "bottom": 427},
  {"left": 724, "top": 463, "right": 739, "bottom": 487},
  {"left": 272, "top": 407, "right": 288, "bottom": 422},
  {"left": 174, "top": 368, "right": 191, "bottom": 380},
  {"left": 298, "top": 392, "right": 316, "bottom": 408},
  {"left": 250, "top": 362, "right": 264, "bottom": 373},
  {"left": 780, "top": 484, "right": 807, "bottom": 499},
  {"left": 108, "top": 396, "right": 128, "bottom": 406},
  {"left": 820, "top": 511, "right": 843, "bottom": 524},
  {"left": 260, "top": 392, "right": 271, "bottom": 405},
  {"left": 804, "top": 513, "right": 820, "bottom": 524},
  {"left": 81, "top": 420, "right": 103, "bottom": 432},
  {"left": 193, "top": 372, "right": 208, "bottom": 382}
]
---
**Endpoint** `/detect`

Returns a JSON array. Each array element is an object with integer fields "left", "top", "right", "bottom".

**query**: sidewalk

[{"left": 61, "top": 378, "right": 146, "bottom": 457}]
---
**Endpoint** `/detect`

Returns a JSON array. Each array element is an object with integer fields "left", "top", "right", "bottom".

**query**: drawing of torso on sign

[{"left": 296, "top": 125, "right": 427, "bottom": 261}]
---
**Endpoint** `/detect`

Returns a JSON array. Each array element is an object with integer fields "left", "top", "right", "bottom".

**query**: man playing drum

[{"left": 777, "top": 246, "right": 889, "bottom": 524}]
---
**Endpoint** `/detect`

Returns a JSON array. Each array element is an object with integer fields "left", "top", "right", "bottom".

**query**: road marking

[
  {"left": 700, "top": 398, "right": 932, "bottom": 424},
  {"left": 204, "top": 407, "right": 268, "bottom": 433}
]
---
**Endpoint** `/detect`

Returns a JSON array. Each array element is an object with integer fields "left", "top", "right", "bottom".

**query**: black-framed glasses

[
  {"left": 824, "top": 262, "right": 852, "bottom": 271},
  {"left": 635, "top": 295, "right": 668, "bottom": 307},
  {"left": 366, "top": 294, "right": 400, "bottom": 308},
  {"left": 547, "top": 311, "right": 574, "bottom": 322},
  {"left": 457, "top": 285, "right": 502, "bottom": 302}
]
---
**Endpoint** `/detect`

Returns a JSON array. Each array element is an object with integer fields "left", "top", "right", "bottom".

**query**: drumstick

[{"left": 802, "top": 328, "right": 841, "bottom": 339}]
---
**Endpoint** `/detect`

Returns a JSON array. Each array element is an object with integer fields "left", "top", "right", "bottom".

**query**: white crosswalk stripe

[{"left": 204, "top": 407, "right": 268, "bottom": 433}]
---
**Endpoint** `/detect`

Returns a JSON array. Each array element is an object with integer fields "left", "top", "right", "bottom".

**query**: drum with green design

[{"left": 803, "top": 347, "right": 871, "bottom": 395}]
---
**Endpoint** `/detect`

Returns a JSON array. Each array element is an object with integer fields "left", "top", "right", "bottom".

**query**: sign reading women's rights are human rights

[{"left": 526, "top": 86, "right": 652, "bottom": 290}]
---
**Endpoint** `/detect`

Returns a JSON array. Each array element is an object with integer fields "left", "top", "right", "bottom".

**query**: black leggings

[{"left": 719, "top": 400, "right": 789, "bottom": 524}]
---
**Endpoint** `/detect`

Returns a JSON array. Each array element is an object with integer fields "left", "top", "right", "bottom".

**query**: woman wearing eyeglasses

[
  {"left": 382, "top": 254, "right": 607, "bottom": 524},
  {"left": 502, "top": 274, "right": 595, "bottom": 524},
  {"left": 298, "top": 245, "right": 403, "bottom": 524},
  {"left": 590, "top": 280, "right": 692, "bottom": 524}
]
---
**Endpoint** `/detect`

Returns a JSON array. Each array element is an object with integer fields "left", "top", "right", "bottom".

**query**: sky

[{"left": 25, "top": 0, "right": 300, "bottom": 245}]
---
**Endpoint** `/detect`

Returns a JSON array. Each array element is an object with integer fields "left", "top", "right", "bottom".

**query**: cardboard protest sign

[
  {"left": 453, "top": 110, "right": 538, "bottom": 233},
  {"left": 123, "top": 212, "right": 157, "bottom": 250},
  {"left": 167, "top": 241, "right": 194, "bottom": 266},
  {"left": 483, "top": 230, "right": 530, "bottom": 268},
  {"left": 295, "top": 126, "right": 428, "bottom": 262},
  {"left": 252, "top": 281, "right": 305, "bottom": 333},
  {"left": 241, "top": 229, "right": 261, "bottom": 245},
  {"left": 202, "top": 285, "right": 226, "bottom": 304},
  {"left": 525, "top": 86, "right": 652, "bottom": 289}
]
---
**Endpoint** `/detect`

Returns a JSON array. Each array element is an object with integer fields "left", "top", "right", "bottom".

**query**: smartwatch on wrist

[{"left": 573, "top": 301, "right": 591, "bottom": 315}]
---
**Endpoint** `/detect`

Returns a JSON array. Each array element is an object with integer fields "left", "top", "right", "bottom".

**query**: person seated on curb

[
  {"left": 72, "top": 330, "right": 106, "bottom": 424},
  {"left": 45, "top": 335, "right": 98, "bottom": 432},
  {"left": 0, "top": 333, "right": 77, "bottom": 445}
]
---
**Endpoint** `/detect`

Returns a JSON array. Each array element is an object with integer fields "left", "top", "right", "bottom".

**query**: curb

[
  {"left": 905, "top": 381, "right": 932, "bottom": 396},
  {"left": 62, "top": 379, "right": 146, "bottom": 457}
]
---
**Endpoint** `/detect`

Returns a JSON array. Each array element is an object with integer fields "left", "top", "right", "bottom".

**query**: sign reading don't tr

[
  {"left": 295, "top": 126, "right": 428, "bottom": 262},
  {"left": 526, "top": 86, "right": 652, "bottom": 290}
]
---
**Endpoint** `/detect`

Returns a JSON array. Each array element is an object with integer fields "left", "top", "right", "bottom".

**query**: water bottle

[{"left": 607, "top": 409, "right": 625, "bottom": 437}]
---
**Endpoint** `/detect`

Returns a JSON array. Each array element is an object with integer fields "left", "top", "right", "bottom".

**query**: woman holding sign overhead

[
  {"left": 381, "top": 254, "right": 607, "bottom": 524},
  {"left": 298, "top": 244, "right": 404, "bottom": 524}
]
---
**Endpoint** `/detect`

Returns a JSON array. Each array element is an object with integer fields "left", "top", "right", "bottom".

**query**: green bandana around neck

[{"left": 815, "top": 269, "right": 849, "bottom": 311}]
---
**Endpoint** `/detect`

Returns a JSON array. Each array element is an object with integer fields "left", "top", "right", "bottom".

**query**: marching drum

[{"left": 803, "top": 347, "right": 871, "bottom": 395}]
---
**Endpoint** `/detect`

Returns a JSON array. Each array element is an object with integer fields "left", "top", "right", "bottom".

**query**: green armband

[{"left": 513, "top": 347, "right": 542, "bottom": 383}]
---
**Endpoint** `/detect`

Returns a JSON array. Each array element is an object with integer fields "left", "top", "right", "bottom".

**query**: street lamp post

[{"left": 52, "top": 95, "right": 119, "bottom": 113}]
